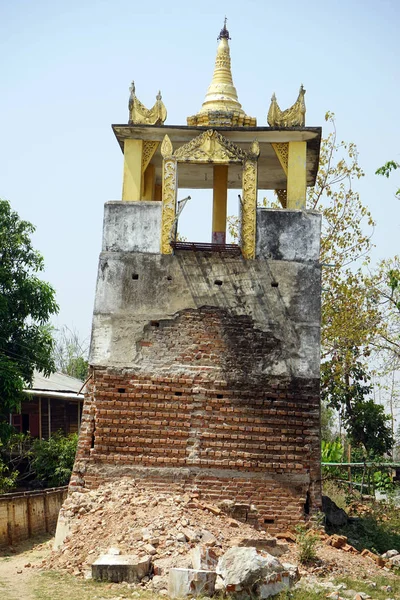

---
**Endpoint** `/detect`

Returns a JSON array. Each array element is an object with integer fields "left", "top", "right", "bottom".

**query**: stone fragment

[
  {"left": 143, "top": 543, "right": 157, "bottom": 555},
  {"left": 276, "top": 531, "right": 296, "bottom": 543},
  {"left": 361, "top": 548, "right": 385, "bottom": 566},
  {"left": 382, "top": 549, "right": 399, "bottom": 559},
  {"left": 327, "top": 534, "right": 347, "bottom": 549},
  {"left": 203, "top": 504, "right": 221, "bottom": 516},
  {"left": 181, "top": 527, "right": 199, "bottom": 542},
  {"left": 168, "top": 568, "right": 217, "bottom": 598},
  {"left": 176, "top": 532, "right": 188, "bottom": 543},
  {"left": 217, "top": 546, "right": 291, "bottom": 598},
  {"left": 107, "top": 547, "right": 120, "bottom": 555},
  {"left": 190, "top": 545, "right": 219, "bottom": 570},
  {"left": 389, "top": 554, "right": 400, "bottom": 567},
  {"left": 322, "top": 495, "right": 349, "bottom": 527},
  {"left": 200, "top": 529, "right": 217, "bottom": 547},
  {"left": 92, "top": 554, "right": 151, "bottom": 583},
  {"left": 281, "top": 562, "right": 300, "bottom": 583}
]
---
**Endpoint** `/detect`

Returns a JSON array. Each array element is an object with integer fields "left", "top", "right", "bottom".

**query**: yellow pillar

[
  {"left": 154, "top": 184, "right": 162, "bottom": 201},
  {"left": 212, "top": 165, "right": 228, "bottom": 244},
  {"left": 287, "top": 141, "right": 307, "bottom": 209},
  {"left": 122, "top": 139, "right": 143, "bottom": 201},
  {"left": 142, "top": 164, "right": 156, "bottom": 200}
]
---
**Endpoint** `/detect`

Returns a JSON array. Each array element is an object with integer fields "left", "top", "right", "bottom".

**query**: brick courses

[{"left": 71, "top": 307, "right": 321, "bottom": 532}]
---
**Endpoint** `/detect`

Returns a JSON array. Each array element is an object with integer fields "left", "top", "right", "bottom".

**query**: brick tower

[{"left": 71, "top": 22, "right": 322, "bottom": 531}]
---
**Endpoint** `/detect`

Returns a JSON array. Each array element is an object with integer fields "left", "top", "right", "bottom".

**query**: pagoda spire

[{"left": 187, "top": 20, "right": 256, "bottom": 127}]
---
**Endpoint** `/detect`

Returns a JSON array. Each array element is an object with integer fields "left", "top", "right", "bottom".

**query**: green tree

[
  {"left": 53, "top": 325, "right": 88, "bottom": 381},
  {"left": 321, "top": 354, "right": 393, "bottom": 456},
  {"left": 0, "top": 199, "right": 58, "bottom": 442},
  {"left": 376, "top": 160, "right": 400, "bottom": 199}
]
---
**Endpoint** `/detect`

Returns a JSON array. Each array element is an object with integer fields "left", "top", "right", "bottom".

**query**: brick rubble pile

[{"left": 43, "top": 478, "right": 283, "bottom": 591}]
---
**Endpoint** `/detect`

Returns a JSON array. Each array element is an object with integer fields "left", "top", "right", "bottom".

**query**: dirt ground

[
  {"left": 1, "top": 534, "right": 400, "bottom": 600},
  {"left": 0, "top": 536, "right": 51, "bottom": 600}
]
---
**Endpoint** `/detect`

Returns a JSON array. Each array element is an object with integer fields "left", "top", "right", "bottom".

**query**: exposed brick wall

[{"left": 71, "top": 308, "right": 321, "bottom": 532}]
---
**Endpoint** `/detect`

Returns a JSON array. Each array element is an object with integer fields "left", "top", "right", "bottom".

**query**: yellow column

[
  {"left": 122, "top": 139, "right": 143, "bottom": 201},
  {"left": 287, "top": 141, "right": 307, "bottom": 209},
  {"left": 142, "top": 164, "right": 156, "bottom": 200},
  {"left": 212, "top": 165, "right": 228, "bottom": 244}
]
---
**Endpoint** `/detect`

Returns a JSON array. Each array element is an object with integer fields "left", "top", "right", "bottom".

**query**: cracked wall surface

[{"left": 71, "top": 203, "right": 322, "bottom": 532}]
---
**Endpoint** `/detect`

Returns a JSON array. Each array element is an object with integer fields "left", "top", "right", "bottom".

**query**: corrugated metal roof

[{"left": 28, "top": 370, "right": 84, "bottom": 394}]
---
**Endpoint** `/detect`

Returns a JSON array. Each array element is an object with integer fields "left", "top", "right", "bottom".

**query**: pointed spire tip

[{"left": 218, "top": 16, "right": 230, "bottom": 40}]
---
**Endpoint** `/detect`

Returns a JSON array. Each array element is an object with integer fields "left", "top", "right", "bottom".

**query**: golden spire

[{"left": 187, "top": 20, "right": 256, "bottom": 127}]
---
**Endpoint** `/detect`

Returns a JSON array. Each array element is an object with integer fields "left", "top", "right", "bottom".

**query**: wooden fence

[{"left": 0, "top": 486, "right": 68, "bottom": 546}]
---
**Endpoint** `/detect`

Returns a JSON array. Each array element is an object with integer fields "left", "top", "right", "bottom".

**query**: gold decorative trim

[
  {"left": 142, "top": 141, "right": 159, "bottom": 173},
  {"left": 173, "top": 129, "right": 245, "bottom": 164},
  {"left": 267, "top": 85, "right": 306, "bottom": 128},
  {"left": 161, "top": 134, "right": 173, "bottom": 159},
  {"left": 271, "top": 142, "right": 289, "bottom": 176},
  {"left": 128, "top": 81, "right": 167, "bottom": 125},
  {"left": 241, "top": 158, "right": 258, "bottom": 260},
  {"left": 160, "top": 157, "right": 177, "bottom": 254}
]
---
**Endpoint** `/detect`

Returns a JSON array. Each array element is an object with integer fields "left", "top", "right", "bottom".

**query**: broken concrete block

[
  {"left": 258, "top": 571, "right": 291, "bottom": 598},
  {"left": 382, "top": 549, "right": 399, "bottom": 559},
  {"left": 168, "top": 568, "right": 217, "bottom": 598},
  {"left": 143, "top": 543, "right": 157, "bottom": 555},
  {"left": 281, "top": 562, "right": 300, "bottom": 583},
  {"left": 190, "top": 545, "right": 219, "bottom": 570},
  {"left": 217, "top": 546, "right": 285, "bottom": 594},
  {"left": 181, "top": 527, "right": 199, "bottom": 542},
  {"left": 200, "top": 529, "right": 217, "bottom": 547},
  {"left": 92, "top": 554, "right": 151, "bottom": 583}
]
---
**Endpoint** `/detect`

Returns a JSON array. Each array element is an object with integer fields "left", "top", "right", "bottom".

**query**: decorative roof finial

[
  {"left": 187, "top": 21, "right": 256, "bottom": 127},
  {"left": 218, "top": 16, "right": 230, "bottom": 40}
]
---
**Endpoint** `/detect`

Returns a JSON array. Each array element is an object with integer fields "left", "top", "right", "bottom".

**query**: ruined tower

[{"left": 71, "top": 22, "right": 323, "bottom": 531}]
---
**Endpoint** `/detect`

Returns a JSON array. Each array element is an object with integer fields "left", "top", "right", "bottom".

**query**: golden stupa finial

[
  {"left": 267, "top": 85, "right": 306, "bottom": 128},
  {"left": 187, "top": 21, "right": 256, "bottom": 127}
]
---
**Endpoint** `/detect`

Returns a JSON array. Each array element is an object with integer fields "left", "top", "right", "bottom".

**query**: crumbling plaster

[{"left": 89, "top": 204, "right": 321, "bottom": 380}]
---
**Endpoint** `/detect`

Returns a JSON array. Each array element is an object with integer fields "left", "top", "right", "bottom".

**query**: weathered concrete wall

[
  {"left": 0, "top": 487, "right": 68, "bottom": 546},
  {"left": 89, "top": 252, "right": 321, "bottom": 379},
  {"left": 102, "top": 201, "right": 162, "bottom": 254},
  {"left": 256, "top": 209, "right": 321, "bottom": 262},
  {"left": 73, "top": 205, "right": 322, "bottom": 531}
]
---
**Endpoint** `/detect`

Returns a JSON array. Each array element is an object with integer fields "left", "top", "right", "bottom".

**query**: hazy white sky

[{"left": 1, "top": 0, "right": 399, "bottom": 341}]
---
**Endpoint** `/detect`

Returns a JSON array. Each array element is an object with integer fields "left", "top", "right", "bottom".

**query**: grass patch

[
  {"left": 275, "top": 590, "right": 325, "bottom": 599},
  {"left": 334, "top": 575, "right": 400, "bottom": 600},
  {"left": 33, "top": 571, "right": 166, "bottom": 600},
  {"left": 327, "top": 499, "right": 400, "bottom": 554}
]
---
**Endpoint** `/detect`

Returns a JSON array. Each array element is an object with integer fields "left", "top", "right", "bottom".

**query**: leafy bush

[
  {"left": 321, "top": 438, "right": 344, "bottom": 463},
  {"left": 31, "top": 432, "right": 78, "bottom": 487},
  {"left": 329, "top": 499, "right": 400, "bottom": 554},
  {"left": 0, "top": 457, "right": 18, "bottom": 493},
  {"left": 295, "top": 524, "right": 320, "bottom": 564}
]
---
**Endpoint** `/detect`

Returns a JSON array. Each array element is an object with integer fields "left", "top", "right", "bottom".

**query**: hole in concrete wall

[
  {"left": 175, "top": 391, "right": 182, "bottom": 396},
  {"left": 150, "top": 321, "right": 160, "bottom": 327},
  {"left": 167, "top": 276, "right": 172, "bottom": 281},
  {"left": 271, "top": 282, "right": 279, "bottom": 288},
  {"left": 132, "top": 273, "right": 139, "bottom": 280},
  {"left": 214, "top": 280, "right": 223, "bottom": 286},
  {"left": 118, "top": 388, "right": 126, "bottom": 393},
  {"left": 217, "top": 394, "right": 223, "bottom": 399},
  {"left": 304, "top": 491, "right": 311, "bottom": 515},
  {"left": 264, "top": 518, "right": 275, "bottom": 524}
]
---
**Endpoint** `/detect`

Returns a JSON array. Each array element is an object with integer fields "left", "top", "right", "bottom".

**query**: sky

[{"left": 1, "top": 0, "right": 400, "bottom": 344}]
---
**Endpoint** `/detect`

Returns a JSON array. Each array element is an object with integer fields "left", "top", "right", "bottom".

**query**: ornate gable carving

[{"left": 173, "top": 129, "right": 245, "bottom": 164}]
